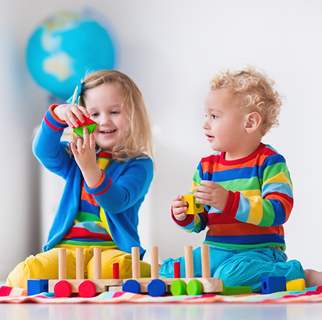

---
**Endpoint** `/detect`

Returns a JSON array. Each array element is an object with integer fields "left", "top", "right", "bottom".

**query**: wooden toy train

[{"left": 27, "top": 245, "right": 307, "bottom": 297}]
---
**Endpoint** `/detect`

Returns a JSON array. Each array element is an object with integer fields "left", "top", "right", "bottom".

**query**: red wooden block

[
  {"left": 113, "top": 263, "right": 120, "bottom": 279},
  {"left": 72, "top": 116, "right": 97, "bottom": 137},
  {"left": 174, "top": 261, "right": 181, "bottom": 278},
  {"left": 71, "top": 116, "right": 96, "bottom": 129},
  {"left": 0, "top": 286, "right": 13, "bottom": 296},
  {"left": 0, "top": 286, "right": 27, "bottom": 297}
]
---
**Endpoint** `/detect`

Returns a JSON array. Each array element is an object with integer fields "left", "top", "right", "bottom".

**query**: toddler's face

[
  {"left": 203, "top": 88, "right": 249, "bottom": 159},
  {"left": 84, "top": 83, "right": 128, "bottom": 152}
]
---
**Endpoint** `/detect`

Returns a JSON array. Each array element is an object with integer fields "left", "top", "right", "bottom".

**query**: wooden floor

[{"left": 1, "top": 302, "right": 322, "bottom": 320}]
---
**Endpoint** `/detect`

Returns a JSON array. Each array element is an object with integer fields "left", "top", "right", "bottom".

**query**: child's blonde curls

[{"left": 210, "top": 66, "right": 282, "bottom": 135}]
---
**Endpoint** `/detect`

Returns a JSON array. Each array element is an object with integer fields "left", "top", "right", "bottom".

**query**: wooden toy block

[
  {"left": 113, "top": 263, "right": 120, "bottom": 279},
  {"left": 72, "top": 116, "right": 97, "bottom": 137},
  {"left": 222, "top": 284, "right": 252, "bottom": 295},
  {"left": 27, "top": 279, "right": 48, "bottom": 296},
  {"left": 1, "top": 286, "right": 27, "bottom": 297},
  {"left": 186, "top": 277, "right": 223, "bottom": 293},
  {"left": 286, "top": 278, "right": 306, "bottom": 292},
  {"left": 261, "top": 276, "right": 286, "bottom": 294},
  {"left": 173, "top": 261, "right": 181, "bottom": 278},
  {"left": 107, "top": 285, "right": 123, "bottom": 292},
  {"left": 181, "top": 194, "right": 204, "bottom": 215}
]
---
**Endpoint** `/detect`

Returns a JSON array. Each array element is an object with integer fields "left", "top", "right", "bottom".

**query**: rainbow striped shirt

[
  {"left": 60, "top": 152, "right": 116, "bottom": 247},
  {"left": 175, "top": 143, "right": 293, "bottom": 250}
]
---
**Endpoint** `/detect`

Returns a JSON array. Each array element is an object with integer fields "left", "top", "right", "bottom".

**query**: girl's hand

[
  {"left": 194, "top": 180, "right": 228, "bottom": 211},
  {"left": 172, "top": 195, "right": 188, "bottom": 221},
  {"left": 54, "top": 104, "right": 90, "bottom": 128},
  {"left": 70, "top": 127, "right": 102, "bottom": 187}
]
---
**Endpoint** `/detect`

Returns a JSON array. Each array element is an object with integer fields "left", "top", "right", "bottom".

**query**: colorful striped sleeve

[
  {"left": 172, "top": 161, "right": 209, "bottom": 233},
  {"left": 171, "top": 206, "right": 208, "bottom": 233},
  {"left": 224, "top": 153, "right": 293, "bottom": 227}
]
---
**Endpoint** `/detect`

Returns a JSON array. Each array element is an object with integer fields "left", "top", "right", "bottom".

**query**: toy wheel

[
  {"left": 186, "top": 279, "right": 203, "bottom": 295},
  {"left": 171, "top": 279, "right": 187, "bottom": 296},
  {"left": 122, "top": 279, "right": 141, "bottom": 294},
  {"left": 78, "top": 280, "right": 96, "bottom": 298},
  {"left": 54, "top": 280, "right": 72, "bottom": 298},
  {"left": 147, "top": 279, "right": 166, "bottom": 297}
]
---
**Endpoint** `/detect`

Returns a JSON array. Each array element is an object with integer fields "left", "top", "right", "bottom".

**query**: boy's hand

[
  {"left": 194, "top": 180, "right": 228, "bottom": 211},
  {"left": 172, "top": 195, "right": 188, "bottom": 221},
  {"left": 54, "top": 104, "right": 90, "bottom": 128},
  {"left": 70, "top": 127, "right": 101, "bottom": 187}
]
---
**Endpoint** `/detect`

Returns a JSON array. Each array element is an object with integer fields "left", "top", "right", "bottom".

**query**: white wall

[{"left": 1, "top": 0, "right": 322, "bottom": 280}]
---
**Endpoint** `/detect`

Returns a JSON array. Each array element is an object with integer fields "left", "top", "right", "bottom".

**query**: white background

[{"left": 1, "top": 0, "right": 322, "bottom": 280}]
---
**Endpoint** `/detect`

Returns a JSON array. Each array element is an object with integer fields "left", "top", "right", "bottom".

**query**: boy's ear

[{"left": 245, "top": 112, "right": 262, "bottom": 133}]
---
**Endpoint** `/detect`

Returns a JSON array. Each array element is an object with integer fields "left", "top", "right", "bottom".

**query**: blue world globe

[{"left": 26, "top": 11, "right": 116, "bottom": 100}]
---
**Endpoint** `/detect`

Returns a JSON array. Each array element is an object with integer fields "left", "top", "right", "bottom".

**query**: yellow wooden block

[
  {"left": 286, "top": 278, "right": 306, "bottom": 291},
  {"left": 181, "top": 194, "right": 204, "bottom": 215}
]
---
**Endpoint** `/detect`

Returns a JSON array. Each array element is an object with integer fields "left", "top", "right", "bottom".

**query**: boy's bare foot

[{"left": 304, "top": 269, "right": 322, "bottom": 287}]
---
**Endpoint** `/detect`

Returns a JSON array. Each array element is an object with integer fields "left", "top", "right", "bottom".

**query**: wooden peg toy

[{"left": 48, "top": 247, "right": 122, "bottom": 297}]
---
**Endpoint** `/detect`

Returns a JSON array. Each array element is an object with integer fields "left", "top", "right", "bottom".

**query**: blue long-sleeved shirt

[{"left": 33, "top": 106, "right": 154, "bottom": 258}]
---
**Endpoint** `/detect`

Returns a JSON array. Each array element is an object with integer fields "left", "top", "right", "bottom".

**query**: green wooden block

[
  {"left": 72, "top": 117, "right": 97, "bottom": 137},
  {"left": 73, "top": 123, "right": 97, "bottom": 137},
  {"left": 222, "top": 283, "right": 252, "bottom": 295}
]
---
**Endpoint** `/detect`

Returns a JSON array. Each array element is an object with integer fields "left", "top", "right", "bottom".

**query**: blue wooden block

[
  {"left": 122, "top": 279, "right": 141, "bottom": 294},
  {"left": 261, "top": 276, "right": 286, "bottom": 294},
  {"left": 147, "top": 279, "right": 166, "bottom": 297},
  {"left": 27, "top": 279, "right": 49, "bottom": 296}
]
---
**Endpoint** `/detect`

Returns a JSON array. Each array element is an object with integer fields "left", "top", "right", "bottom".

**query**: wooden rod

[
  {"left": 76, "top": 248, "right": 84, "bottom": 280},
  {"left": 184, "top": 246, "right": 194, "bottom": 278},
  {"left": 150, "top": 247, "right": 159, "bottom": 279},
  {"left": 201, "top": 245, "right": 210, "bottom": 278},
  {"left": 93, "top": 247, "right": 102, "bottom": 280},
  {"left": 58, "top": 248, "right": 66, "bottom": 280},
  {"left": 132, "top": 247, "right": 140, "bottom": 279}
]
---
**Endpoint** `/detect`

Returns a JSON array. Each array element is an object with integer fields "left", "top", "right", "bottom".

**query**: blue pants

[{"left": 159, "top": 245, "right": 305, "bottom": 292}]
